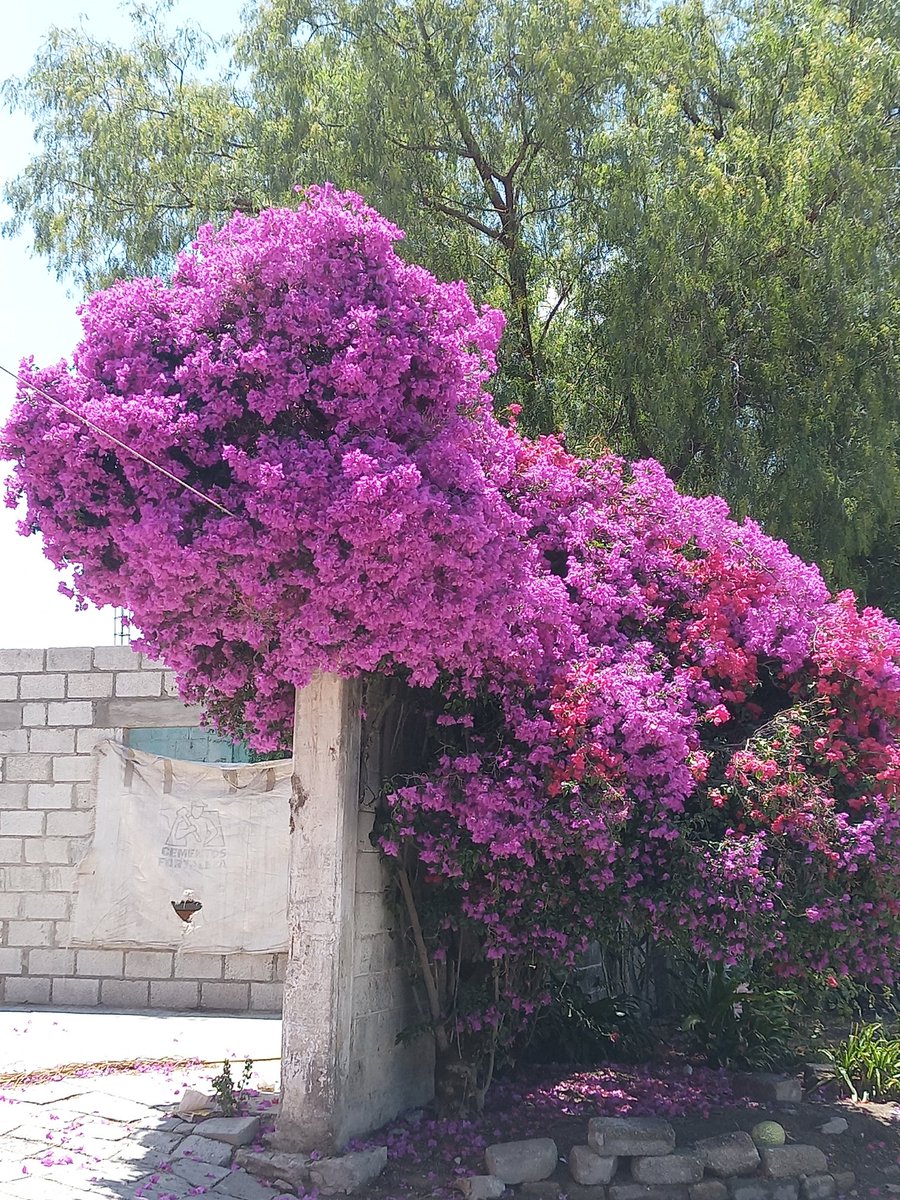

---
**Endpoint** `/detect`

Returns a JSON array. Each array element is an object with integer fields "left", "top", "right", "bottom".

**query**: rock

[
  {"left": 695, "top": 1133, "right": 761, "bottom": 1178},
  {"left": 760, "top": 1146, "right": 828, "bottom": 1179},
  {"left": 168, "top": 1159, "right": 232, "bottom": 1188},
  {"left": 174, "top": 1133, "right": 235, "bottom": 1167},
  {"left": 609, "top": 1185, "right": 689, "bottom": 1200},
  {"left": 728, "top": 1181, "right": 799, "bottom": 1200},
  {"left": 235, "top": 1148, "right": 311, "bottom": 1188},
  {"left": 454, "top": 1176, "right": 506, "bottom": 1200},
  {"left": 177, "top": 1087, "right": 218, "bottom": 1117},
  {"left": 751, "top": 1123, "right": 786, "bottom": 1148},
  {"left": 691, "top": 1183, "right": 729, "bottom": 1200},
  {"left": 589, "top": 1118, "right": 676, "bottom": 1158},
  {"left": 566, "top": 1187, "right": 609, "bottom": 1200},
  {"left": 192, "top": 1115, "right": 261, "bottom": 1146},
  {"left": 818, "top": 1119, "right": 848, "bottom": 1136},
  {"left": 803, "top": 1064, "right": 835, "bottom": 1090},
  {"left": 832, "top": 1173, "right": 855, "bottom": 1193},
  {"left": 800, "top": 1176, "right": 836, "bottom": 1200},
  {"left": 734, "top": 1074, "right": 803, "bottom": 1105},
  {"left": 570, "top": 1145, "right": 619, "bottom": 1185},
  {"left": 633, "top": 1154, "right": 704, "bottom": 1185},
  {"left": 215, "top": 1172, "right": 284, "bottom": 1200},
  {"left": 485, "top": 1138, "right": 558, "bottom": 1185},
  {"left": 308, "top": 1146, "right": 388, "bottom": 1195},
  {"left": 520, "top": 1183, "right": 563, "bottom": 1199}
]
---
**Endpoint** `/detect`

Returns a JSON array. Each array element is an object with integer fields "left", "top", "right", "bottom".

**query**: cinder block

[
  {"left": 20, "top": 674, "right": 65, "bottom": 699},
  {"left": 0, "top": 837, "right": 22, "bottom": 862},
  {"left": 0, "top": 947, "right": 24, "bottom": 974},
  {"left": 47, "top": 647, "right": 93, "bottom": 672},
  {"left": 52, "top": 756, "right": 94, "bottom": 782},
  {"left": 101, "top": 979, "right": 150, "bottom": 1007},
  {"left": 174, "top": 952, "right": 223, "bottom": 980},
  {"left": 52, "top": 919, "right": 73, "bottom": 945},
  {"left": 125, "top": 950, "right": 173, "bottom": 978},
  {"left": 51, "top": 977, "right": 100, "bottom": 1005},
  {"left": 4, "top": 755, "right": 52, "bottom": 782},
  {"left": 0, "top": 783, "right": 27, "bottom": 809},
  {"left": 73, "top": 783, "right": 94, "bottom": 809},
  {"left": 2, "top": 865, "right": 43, "bottom": 890},
  {"left": 21, "top": 703, "right": 46, "bottom": 727},
  {"left": 0, "top": 649, "right": 44, "bottom": 672},
  {"left": 5, "top": 976, "right": 51, "bottom": 1004},
  {"left": 46, "top": 810, "right": 93, "bottom": 837},
  {"left": 43, "top": 865, "right": 77, "bottom": 891},
  {"left": 273, "top": 954, "right": 287, "bottom": 981},
  {"left": 0, "top": 730, "right": 28, "bottom": 755},
  {"left": 0, "top": 676, "right": 17, "bottom": 700},
  {"left": 224, "top": 954, "right": 275, "bottom": 982},
  {"left": 93, "top": 646, "right": 141, "bottom": 670},
  {"left": 20, "top": 892, "right": 70, "bottom": 920},
  {"left": 76, "top": 727, "right": 119, "bottom": 753},
  {"left": 27, "top": 783, "right": 74, "bottom": 809},
  {"left": 29, "top": 947, "right": 74, "bottom": 975},
  {"left": 67, "top": 673, "right": 114, "bottom": 698},
  {"left": 24, "top": 838, "right": 70, "bottom": 864},
  {"left": 0, "top": 893, "right": 20, "bottom": 917},
  {"left": 352, "top": 966, "right": 407, "bottom": 1017},
  {"left": 250, "top": 982, "right": 283, "bottom": 1011},
  {"left": 115, "top": 671, "right": 163, "bottom": 698},
  {"left": 96, "top": 697, "right": 202, "bottom": 728},
  {"left": 200, "top": 981, "right": 250, "bottom": 1011},
  {"left": 163, "top": 672, "right": 181, "bottom": 697},
  {"left": 7, "top": 920, "right": 53, "bottom": 946},
  {"left": 355, "top": 851, "right": 387, "bottom": 895},
  {"left": 29, "top": 728, "right": 76, "bottom": 754},
  {"left": 356, "top": 893, "right": 395, "bottom": 936},
  {"left": 140, "top": 654, "right": 167, "bottom": 670},
  {"left": 150, "top": 980, "right": 200, "bottom": 1009},
  {"left": 48, "top": 701, "right": 94, "bottom": 727},
  {"left": 0, "top": 701, "right": 24, "bottom": 729},
  {"left": 0, "top": 810, "right": 43, "bottom": 836},
  {"left": 76, "top": 949, "right": 124, "bottom": 977}
]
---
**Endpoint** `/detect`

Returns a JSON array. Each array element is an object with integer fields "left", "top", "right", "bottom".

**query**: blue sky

[{"left": 0, "top": 0, "right": 242, "bottom": 648}]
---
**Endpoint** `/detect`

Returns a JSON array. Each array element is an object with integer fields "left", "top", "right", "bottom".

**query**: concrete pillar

[{"left": 276, "top": 674, "right": 434, "bottom": 1152}]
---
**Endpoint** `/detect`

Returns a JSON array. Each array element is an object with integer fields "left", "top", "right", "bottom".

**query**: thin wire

[{"left": 0, "top": 362, "right": 237, "bottom": 518}]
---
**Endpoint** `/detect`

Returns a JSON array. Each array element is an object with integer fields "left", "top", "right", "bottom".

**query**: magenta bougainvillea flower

[{"left": 3, "top": 187, "right": 898, "bottom": 1043}]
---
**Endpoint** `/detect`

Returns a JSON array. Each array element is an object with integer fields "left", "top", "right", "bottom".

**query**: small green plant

[
  {"left": 825, "top": 1023, "right": 900, "bottom": 1102},
  {"left": 524, "top": 978, "right": 655, "bottom": 1065},
  {"left": 681, "top": 962, "right": 797, "bottom": 1069},
  {"left": 211, "top": 1057, "right": 254, "bottom": 1116}
]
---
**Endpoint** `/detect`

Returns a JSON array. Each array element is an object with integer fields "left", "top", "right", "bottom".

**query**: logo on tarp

[{"left": 160, "top": 802, "right": 226, "bottom": 870}]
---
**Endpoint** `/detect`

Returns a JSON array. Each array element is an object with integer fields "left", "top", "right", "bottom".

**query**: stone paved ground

[{"left": 0, "top": 1008, "right": 285, "bottom": 1200}]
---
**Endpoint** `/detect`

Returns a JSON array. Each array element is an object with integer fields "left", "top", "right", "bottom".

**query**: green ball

[{"left": 751, "top": 1121, "right": 786, "bottom": 1147}]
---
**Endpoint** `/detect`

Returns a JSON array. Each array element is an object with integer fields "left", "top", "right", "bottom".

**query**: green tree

[
  {"left": 568, "top": 0, "right": 899, "bottom": 597},
  {"left": 4, "top": 0, "right": 898, "bottom": 605}
]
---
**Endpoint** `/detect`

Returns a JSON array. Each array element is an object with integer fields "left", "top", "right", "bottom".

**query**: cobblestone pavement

[{"left": 0, "top": 1008, "right": 286, "bottom": 1200}]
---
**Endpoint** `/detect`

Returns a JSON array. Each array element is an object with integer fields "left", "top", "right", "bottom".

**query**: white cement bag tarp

[{"left": 71, "top": 740, "right": 291, "bottom": 953}]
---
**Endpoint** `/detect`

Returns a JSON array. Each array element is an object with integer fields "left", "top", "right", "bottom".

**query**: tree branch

[{"left": 420, "top": 195, "right": 501, "bottom": 240}]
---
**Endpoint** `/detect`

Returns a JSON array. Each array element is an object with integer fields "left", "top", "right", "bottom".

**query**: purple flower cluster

[{"left": 3, "top": 187, "right": 898, "bottom": 1050}]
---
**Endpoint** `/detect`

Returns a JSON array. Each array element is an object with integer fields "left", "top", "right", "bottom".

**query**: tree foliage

[{"left": 3, "top": 0, "right": 898, "bottom": 604}]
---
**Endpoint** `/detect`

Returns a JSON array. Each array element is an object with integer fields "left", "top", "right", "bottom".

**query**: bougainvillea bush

[{"left": 4, "top": 187, "right": 899, "bottom": 1101}]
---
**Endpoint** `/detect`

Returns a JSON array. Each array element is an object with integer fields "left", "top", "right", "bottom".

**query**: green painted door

[{"left": 125, "top": 726, "right": 252, "bottom": 763}]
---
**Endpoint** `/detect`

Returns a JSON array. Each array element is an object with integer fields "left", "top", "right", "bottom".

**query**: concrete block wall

[{"left": 0, "top": 646, "right": 285, "bottom": 1011}]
